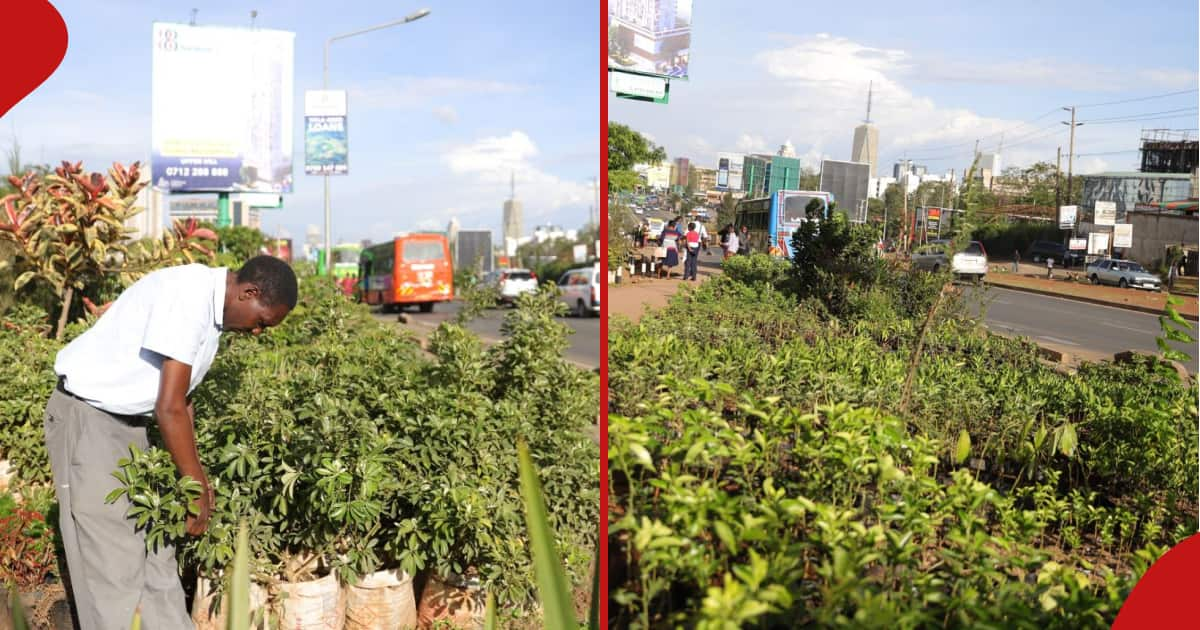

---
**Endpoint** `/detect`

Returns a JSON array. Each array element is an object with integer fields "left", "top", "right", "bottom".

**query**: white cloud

[
  {"left": 432, "top": 105, "right": 459, "bottom": 124},
  {"left": 735, "top": 134, "right": 767, "bottom": 153},
  {"left": 440, "top": 131, "right": 593, "bottom": 224},
  {"left": 617, "top": 33, "right": 1192, "bottom": 177}
]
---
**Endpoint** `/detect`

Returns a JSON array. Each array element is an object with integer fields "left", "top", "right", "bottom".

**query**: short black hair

[{"left": 236, "top": 255, "right": 298, "bottom": 309}]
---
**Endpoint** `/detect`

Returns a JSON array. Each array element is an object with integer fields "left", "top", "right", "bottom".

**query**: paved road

[
  {"left": 371, "top": 300, "right": 600, "bottom": 369},
  {"left": 970, "top": 286, "right": 1198, "bottom": 374}
]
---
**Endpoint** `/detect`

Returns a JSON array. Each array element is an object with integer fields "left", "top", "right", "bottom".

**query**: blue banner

[{"left": 305, "top": 115, "right": 348, "bottom": 176}]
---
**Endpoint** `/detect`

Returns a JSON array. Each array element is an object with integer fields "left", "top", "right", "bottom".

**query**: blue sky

[
  {"left": 610, "top": 0, "right": 1199, "bottom": 178},
  {"left": 2, "top": 0, "right": 599, "bottom": 246}
]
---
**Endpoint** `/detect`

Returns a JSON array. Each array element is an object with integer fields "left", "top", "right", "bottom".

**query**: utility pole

[
  {"left": 1062, "top": 107, "right": 1081, "bottom": 225},
  {"left": 1055, "top": 146, "right": 1062, "bottom": 221}
]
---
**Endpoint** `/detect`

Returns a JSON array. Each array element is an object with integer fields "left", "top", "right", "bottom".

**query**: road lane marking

[{"left": 1037, "top": 335, "right": 1080, "bottom": 346}]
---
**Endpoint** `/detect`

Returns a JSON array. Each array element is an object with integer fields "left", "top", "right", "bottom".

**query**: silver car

[
  {"left": 1086, "top": 259, "right": 1162, "bottom": 291},
  {"left": 910, "top": 240, "right": 988, "bottom": 282}
]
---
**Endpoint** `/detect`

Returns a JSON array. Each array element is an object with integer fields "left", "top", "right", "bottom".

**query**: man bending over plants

[{"left": 45, "top": 255, "right": 297, "bottom": 629}]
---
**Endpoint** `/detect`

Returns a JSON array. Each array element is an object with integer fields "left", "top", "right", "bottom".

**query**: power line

[
  {"left": 1079, "top": 106, "right": 1199, "bottom": 124},
  {"left": 1082, "top": 112, "right": 1199, "bottom": 126},
  {"left": 1075, "top": 88, "right": 1198, "bottom": 108}
]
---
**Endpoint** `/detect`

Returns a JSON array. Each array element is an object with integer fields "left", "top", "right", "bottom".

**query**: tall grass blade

[
  {"left": 517, "top": 440, "right": 577, "bottom": 629},
  {"left": 226, "top": 520, "right": 251, "bottom": 630}
]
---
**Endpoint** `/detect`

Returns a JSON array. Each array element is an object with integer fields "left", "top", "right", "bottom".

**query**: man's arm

[{"left": 156, "top": 358, "right": 212, "bottom": 536}]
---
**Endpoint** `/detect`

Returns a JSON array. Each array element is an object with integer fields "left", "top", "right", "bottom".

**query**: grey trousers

[{"left": 44, "top": 389, "right": 193, "bottom": 630}]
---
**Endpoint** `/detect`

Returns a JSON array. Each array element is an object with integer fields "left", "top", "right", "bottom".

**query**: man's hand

[
  {"left": 186, "top": 481, "right": 214, "bottom": 536},
  {"left": 157, "top": 359, "right": 213, "bottom": 537}
]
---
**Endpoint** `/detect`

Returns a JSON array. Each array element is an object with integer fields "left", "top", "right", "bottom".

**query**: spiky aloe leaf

[{"left": 517, "top": 440, "right": 577, "bottom": 629}]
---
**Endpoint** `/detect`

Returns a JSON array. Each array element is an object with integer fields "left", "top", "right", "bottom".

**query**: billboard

[
  {"left": 716, "top": 152, "right": 744, "bottom": 191},
  {"left": 1094, "top": 201, "right": 1117, "bottom": 226},
  {"left": 1113, "top": 223, "right": 1133, "bottom": 249},
  {"left": 1088, "top": 232, "right": 1109, "bottom": 255},
  {"left": 152, "top": 23, "right": 295, "bottom": 193},
  {"left": 608, "top": 0, "right": 693, "bottom": 79},
  {"left": 456, "top": 229, "right": 494, "bottom": 273},
  {"left": 818, "top": 160, "right": 871, "bottom": 218},
  {"left": 1058, "top": 205, "right": 1077, "bottom": 230},
  {"left": 305, "top": 90, "right": 348, "bottom": 175}
]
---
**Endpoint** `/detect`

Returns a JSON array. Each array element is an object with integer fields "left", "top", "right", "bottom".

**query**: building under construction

[{"left": 1139, "top": 129, "right": 1198, "bottom": 174}]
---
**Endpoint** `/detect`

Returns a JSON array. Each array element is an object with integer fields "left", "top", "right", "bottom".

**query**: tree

[
  {"left": 715, "top": 192, "right": 738, "bottom": 230},
  {"left": 799, "top": 166, "right": 821, "bottom": 191},
  {"left": 0, "top": 161, "right": 217, "bottom": 339},
  {"left": 608, "top": 123, "right": 666, "bottom": 193},
  {"left": 212, "top": 224, "right": 267, "bottom": 266}
]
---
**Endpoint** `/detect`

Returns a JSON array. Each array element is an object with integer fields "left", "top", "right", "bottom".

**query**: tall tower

[
  {"left": 502, "top": 171, "right": 523, "bottom": 246},
  {"left": 851, "top": 81, "right": 880, "bottom": 177}
]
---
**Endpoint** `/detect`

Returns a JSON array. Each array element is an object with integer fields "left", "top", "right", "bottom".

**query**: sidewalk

[
  {"left": 609, "top": 249, "right": 723, "bottom": 323},
  {"left": 985, "top": 263, "right": 1199, "bottom": 321}
]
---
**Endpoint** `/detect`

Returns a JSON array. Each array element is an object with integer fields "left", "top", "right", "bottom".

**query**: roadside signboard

[
  {"left": 1113, "top": 223, "right": 1133, "bottom": 248},
  {"left": 1069, "top": 238, "right": 1087, "bottom": 251},
  {"left": 1094, "top": 201, "right": 1117, "bottom": 226},
  {"left": 926, "top": 207, "right": 941, "bottom": 233},
  {"left": 608, "top": 0, "right": 693, "bottom": 80},
  {"left": 152, "top": 23, "right": 295, "bottom": 192},
  {"left": 1088, "top": 232, "right": 1109, "bottom": 255},
  {"left": 1058, "top": 205, "right": 1077, "bottom": 230},
  {"left": 304, "top": 90, "right": 348, "bottom": 175},
  {"left": 610, "top": 70, "right": 670, "bottom": 104}
]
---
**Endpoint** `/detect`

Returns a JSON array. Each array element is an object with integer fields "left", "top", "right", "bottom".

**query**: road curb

[{"left": 983, "top": 280, "right": 1200, "bottom": 322}]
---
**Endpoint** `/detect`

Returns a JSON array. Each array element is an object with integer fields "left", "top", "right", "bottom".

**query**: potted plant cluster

[{"left": 108, "top": 278, "right": 599, "bottom": 628}]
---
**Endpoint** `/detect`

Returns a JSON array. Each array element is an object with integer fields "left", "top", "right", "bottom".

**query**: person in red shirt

[{"left": 683, "top": 222, "right": 701, "bottom": 280}]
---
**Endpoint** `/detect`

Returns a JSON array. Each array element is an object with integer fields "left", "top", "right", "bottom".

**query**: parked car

[
  {"left": 557, "top": 265, "right": 600, "bottom": 317},
  {"left": 1086, "top": 258, "right": 1162, "bottom": 291},
  {"left": 910, "top": 239, "right": 988, "bottom": 281},
  {"left": 483, "top": 268, "right": 539, "bottom": 305},
  {"left": 1027, "top": 240, "right": 1084, "bottom": 266}
]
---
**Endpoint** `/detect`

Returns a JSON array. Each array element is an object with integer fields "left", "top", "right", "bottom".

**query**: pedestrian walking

[
  {"left": 47, "top": 256, "right": 298, "bottom": 629},
  {"left": 1013, "top": 249, "right": 1020, "bottom": 274},
  {"left": 659, "top": 220, "right": 683, "bottom": 279},
  {"left": 724, "top": 224, "right": 740, "bottom": 260},
  {"left": 1046, "top": 256, "right": 1055, "bottom": 280},
  {"left": 739, "top": 225, "right": 751, "bottom": 256},
  {"left": 696, "top": 221, "right": 710, "bottom": 254},
  {"left": 683, "top": 222, "right": 701, "bottom": 280}
]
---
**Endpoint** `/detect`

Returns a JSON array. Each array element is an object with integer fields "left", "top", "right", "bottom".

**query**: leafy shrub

[
  {"left": 720, "top": 254, "right": 791, "bottom": 290},
  {"left": 0, "top": 491, "right": 57, "bottom": 588},
  {"left": 608, "top": 264, "right": 1197, "bottom": 626},
  {"left": 610, "top": 392, "right": 1164, "bottom": 628}
]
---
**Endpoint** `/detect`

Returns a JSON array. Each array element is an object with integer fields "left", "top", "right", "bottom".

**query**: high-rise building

[
  {"left": 502, "top": 172, "right": 523, "bottom": 245},
  {"left": 716, "top": 152, "right": 745, "bottom": 191},
  {"left": 672, "top": 157, "right": 691, "bottom": 188},
  {"left": 743, "top": 155, "right": 802, "bottom": 198},
  {"left": 851, "top": 82, "right": 879, "bottom": 177}
]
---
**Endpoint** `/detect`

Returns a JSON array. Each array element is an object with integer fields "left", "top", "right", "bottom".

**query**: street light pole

[{"left": 321, "top": 8, "right": 431, "bottom": 274}]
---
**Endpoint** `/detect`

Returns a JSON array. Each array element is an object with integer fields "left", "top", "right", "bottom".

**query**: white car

[
  {"left": 557, "top": 265, "right": 600, "bottom": 317},
  {"left": 911, "top": 240, "right": 988, "bottom": 282},
  {"left": 483, "top": 268, "right": 539, "bottom": 305}
]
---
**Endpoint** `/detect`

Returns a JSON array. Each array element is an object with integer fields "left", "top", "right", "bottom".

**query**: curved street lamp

[{"left": 321, "top": 9, "right": 432, "bottom": 273}]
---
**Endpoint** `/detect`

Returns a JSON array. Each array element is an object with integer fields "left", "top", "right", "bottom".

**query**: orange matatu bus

[{"left": 359, "top": 233, "right": 454, "bottom": 312}]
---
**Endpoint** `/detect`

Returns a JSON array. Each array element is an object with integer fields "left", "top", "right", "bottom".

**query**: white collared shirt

[{"left": 55, "top": 265, "right": 228, "bottom": 415}]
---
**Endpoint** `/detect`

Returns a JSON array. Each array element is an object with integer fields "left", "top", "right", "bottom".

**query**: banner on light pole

[{"left": 305, "top": 90, "right": 348, "bottom": 176}]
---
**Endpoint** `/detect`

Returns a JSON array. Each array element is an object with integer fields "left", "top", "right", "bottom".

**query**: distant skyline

[
  {"left": 2, "top": 0, "right": 599, "bottom": 245},
  {"left": 610, "top": 0, "right": 1199, "bottom": 178}
]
